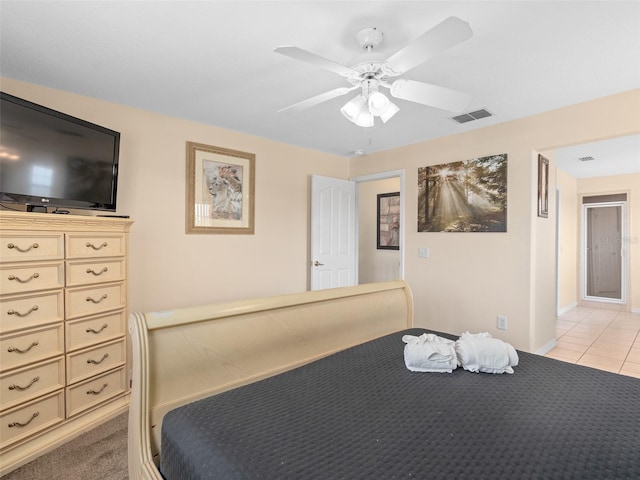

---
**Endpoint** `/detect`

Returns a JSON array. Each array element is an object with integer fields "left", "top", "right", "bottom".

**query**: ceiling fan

[{"left": 274, "top": 17, "right": 473, "bottom": 127}]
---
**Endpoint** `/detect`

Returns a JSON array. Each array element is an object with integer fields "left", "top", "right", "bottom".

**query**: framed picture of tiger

[{"left": 186, "top": 141, "right": 255, "bottom": 234}]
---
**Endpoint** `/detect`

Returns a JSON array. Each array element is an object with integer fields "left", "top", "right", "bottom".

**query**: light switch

[{"left": 419, "top": 247, "right": 429, "bottom": 258}]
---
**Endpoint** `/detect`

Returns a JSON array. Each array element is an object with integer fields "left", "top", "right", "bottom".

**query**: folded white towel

[
  {"left": 455, "top": 332, "right": 519, "bottom": 374},
  {"left": 402, "top": 333, "right": 458, "bottom": 373}
]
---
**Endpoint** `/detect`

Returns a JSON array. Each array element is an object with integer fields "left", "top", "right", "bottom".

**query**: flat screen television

[{"left": 0, "top": 92, "right": 120, "bottom": 212}]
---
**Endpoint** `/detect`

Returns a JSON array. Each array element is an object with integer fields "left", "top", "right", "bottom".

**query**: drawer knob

[
  {"left": 87, "top": 383, "right": 108, "bottom": 395},
  {"left": 9, "top": 376, "right": 40, "bottom": 391},
  {"left": 7, "top": 341, "right": 39, "bottom": 354},
  {"left": 8, "top": 411, "right": 39, "bottom": 428},
  {"left": 86, "top": 242, "right": 108, "bottom": 251},
  {"left": 86, "top": 294, "right": 108, "bottom": 304},
  {"left": 7, "top": 242, "right": 39, "bottom": 253},
  {"left": 7, "top": 305, "right": 39, "bottom": 317},
  {"left": 8, "top": 272, "right": 40, "bottom": 283},
  {"left": 86, "top": 267, "right": 109, "bottom": 276},
  {"left": 87, "top": 353, "right": 109, "bottom": 365},
  {"left": 86, "top": 323, "right": 109, "bottom": 334}
]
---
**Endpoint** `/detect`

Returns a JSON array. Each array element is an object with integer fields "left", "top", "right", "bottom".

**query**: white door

[{"left": 310, "top": 175, "right": 356, "bottom": 290}]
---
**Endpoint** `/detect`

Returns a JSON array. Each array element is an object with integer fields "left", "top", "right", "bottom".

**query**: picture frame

[
  {"left": 186, "top": 141, "right": 255, "bottom": 234},
  {"left": 418, "top": 153, "right": 508, "bottom": 232},
  {"left": 377, "top": 192, "right": 400, "bottom": 250},
  {"left": 537, "top": 154, "right": 549, "bottom": 218}
]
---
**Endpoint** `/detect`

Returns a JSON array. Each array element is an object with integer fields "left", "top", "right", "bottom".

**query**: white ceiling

[
  {"left": 555, "top": 134, "right": 640, "bottom": 179},
  {"left": 1, "top": 1, "right": 639, "bottom": 174}
]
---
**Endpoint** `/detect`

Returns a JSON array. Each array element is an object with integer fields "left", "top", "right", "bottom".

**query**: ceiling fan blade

[
  {"left": 389, "top": 79, "right": 471, "bottom": 112},
  {"left": 274, "top": 45, "right": 358, "bottom": 78},
  {"left": 385, "top": 17, "right": 473, "bottom": 74},
  {"left": 278, "top": 86, "right": 357, "bottom": 114}
]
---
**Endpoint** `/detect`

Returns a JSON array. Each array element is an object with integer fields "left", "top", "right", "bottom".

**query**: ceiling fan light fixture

[
  {"left": 341, "top": 95, "right": 374, "bottom": 127},
  {"left": 368, "top": 91, "right": 399, "bottom": 122},
  {"left": 368, "top": 91, "right": 390, "bottom": 115},
  {"left": 354, "top": 111, "right": 374, "bottom": 128},
  {"left": 340, "top": 95, "right": 366, "bottom": 121},
  {"left": 379, "top": 101, "right": 399, "bottom": 123},
  {"left": 275, "top": 17, "right": 474, "bottom": 129}
]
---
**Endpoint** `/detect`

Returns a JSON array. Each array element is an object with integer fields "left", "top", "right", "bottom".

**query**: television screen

[{"left": 0, "top": 92, "right": 120, "bottom": 212}]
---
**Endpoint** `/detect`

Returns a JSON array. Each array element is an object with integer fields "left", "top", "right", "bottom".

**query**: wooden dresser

[{"left": 0, "top": 211, "right": 133, "bottom": 475}]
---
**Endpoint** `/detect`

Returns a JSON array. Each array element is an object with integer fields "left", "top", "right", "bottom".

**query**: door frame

[
  {"left": 580, "top": 199, "right": 627, "bottom": 305},
  {"left": 555, "top": 187, "right": 562, "bottom": 315},
  {"left": 351, "top": 169, "right": 406, "bottom": 282}
]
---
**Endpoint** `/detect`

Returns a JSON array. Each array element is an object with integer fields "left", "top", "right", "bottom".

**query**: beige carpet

[{"left": 2, "top": 413, "right": 128, "bottom": 480}]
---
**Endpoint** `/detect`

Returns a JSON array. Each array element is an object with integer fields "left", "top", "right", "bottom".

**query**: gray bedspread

[{"left": 160, "top": 328, "right": 640, "bottom": 479}]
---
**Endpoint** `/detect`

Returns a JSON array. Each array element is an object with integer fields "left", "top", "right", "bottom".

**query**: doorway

[
  {"left": 357, "top": 177, "right": 401, "bottom": 283},
  {"left": 581, "top": 194, "right": 627, "bottom": 305},
  {"left": 309, "top": 170, "right": 405, "bottom": 290},
  {"left": 352, "top": 170, "right": 405, "bottom": 285}
]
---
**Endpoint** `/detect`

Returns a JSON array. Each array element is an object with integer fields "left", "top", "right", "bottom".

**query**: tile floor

[{"left": 545, "top": 307, "right": 640, "bottom": 379}]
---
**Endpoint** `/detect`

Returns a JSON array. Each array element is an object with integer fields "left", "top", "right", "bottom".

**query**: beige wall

[
  {"left": 350, "top": 89, "right": 640, "bottom": 351},
  {"left": 556, "top": 168, "right": 579, "bottom": 313},
  {"left": 1, "top": 78, "right": 349, "bottom": 313},
  {"left": 2, "top": 77, "right": 638, "bottom": 351},
  {"left": 531, "top": 149, "right": 558, "bottom": 353},
  {"left": 358, "top": 178, "right": 401, "bottom": 284}
]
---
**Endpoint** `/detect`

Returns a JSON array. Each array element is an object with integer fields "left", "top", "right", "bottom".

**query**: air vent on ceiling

[
  {"left": 451, "top": 108, "right": 493, "bottom": 124},
  {"left": 578, "top": 156, "right": 595, "bottom": 162}
]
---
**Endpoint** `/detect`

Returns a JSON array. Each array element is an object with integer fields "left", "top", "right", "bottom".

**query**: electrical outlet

[
  {"left": 418, "top": 247, "right": 429, "bottom": 258},
  {"left": 497, "top": 315, "right": 508, "bottom": 330}
]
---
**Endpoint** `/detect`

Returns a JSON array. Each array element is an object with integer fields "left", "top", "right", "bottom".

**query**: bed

[{"left": 128, "top": 280, "right": 640, "bottom": 479}]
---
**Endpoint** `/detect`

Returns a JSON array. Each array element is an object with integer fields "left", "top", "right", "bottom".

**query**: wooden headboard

[{"left": 127, "top": 280, "right": 413, "bottom": 479}]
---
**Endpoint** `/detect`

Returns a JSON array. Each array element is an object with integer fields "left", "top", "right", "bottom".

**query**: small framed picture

[
  {"left": 186, "top": 141, "right": 255, "bottom": 234},
  {"left": 377, "top": 192, "right": 400, "bottom": 250},
  {"left": 538, "top": 154, "right": 549, "bottom": 218}
]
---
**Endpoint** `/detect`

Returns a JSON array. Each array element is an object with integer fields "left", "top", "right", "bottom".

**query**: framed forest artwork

[{"left": 418, "top": 154, "right": 507, "bottom": 232}]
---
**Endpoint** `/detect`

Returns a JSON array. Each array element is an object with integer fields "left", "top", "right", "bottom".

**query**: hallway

[{"left": 545, "top": 307, "right": 640, "bottom": 378}]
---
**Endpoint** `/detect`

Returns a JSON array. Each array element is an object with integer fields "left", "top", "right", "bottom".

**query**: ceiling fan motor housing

[{"left": 357, "top": 27, "right": 383, "bottom": 51}]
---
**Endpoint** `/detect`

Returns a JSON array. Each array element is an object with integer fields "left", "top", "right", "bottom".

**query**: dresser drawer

[
  {"left": 0, "top": 261, "right": 64, "bottom": 295},
  {"left": 65, "top": 282, "right": 126, "bottom": 319},
  {"left": 66, "top": 366, "right": 126, "bottom": 417},
  {"left": 0, "top": 357, "right": 65, "bottom": 411},
  {"left": 66, "top": 338, "right": 126, "bottom": 385},
  {"left": 0, "top": 290, "right": 64, "bottom": 334},
  {"left": 66, "top": 310, "right": 126, "bottom": 352},
  {"left": 0, "top": 324, "right": 64, "bottom": 372},
  {"left": 0, "top": 390, "right": 65, "bottom": 449},
  {"left": 65, "top": 258, "right": 125, "bottom": 287},
  {"left": 66, "top": 233, "right": 126, "bottom": 259},
  {"left": 0, "top": 233, "right": 64, "bottom": 264}
]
